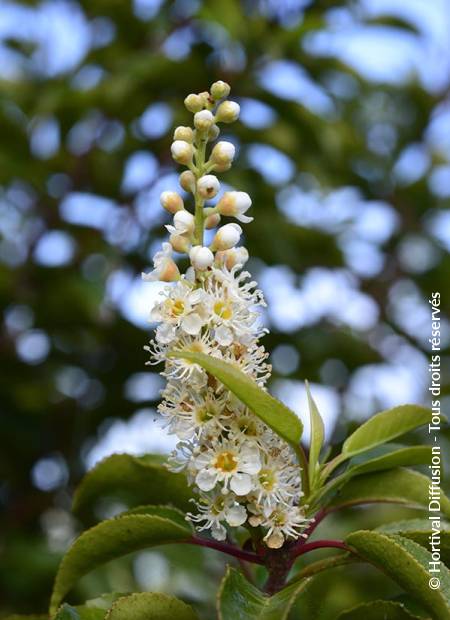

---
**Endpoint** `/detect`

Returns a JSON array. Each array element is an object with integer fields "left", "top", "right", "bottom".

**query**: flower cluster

[{"left": 143, "top": 81, "right": 306, "bottom": 548}]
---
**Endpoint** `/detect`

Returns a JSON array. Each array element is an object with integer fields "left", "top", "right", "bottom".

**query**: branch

[
  {"left": 291, "top": 539, "right": 349, "bottom": 559},
  {"left": 186, "top": 536, "right": 265, "bottom": 565}
]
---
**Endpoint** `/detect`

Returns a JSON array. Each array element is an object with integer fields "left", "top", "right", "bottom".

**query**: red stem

[
  {"left": 301, "top": 507, "right": 328, "bottom": 541},
  {"left": 292, "top": 539, "right": 349, "bottom": 559},
  {"left": 186, "top": 536, "right": 265, "bottom": 565}
]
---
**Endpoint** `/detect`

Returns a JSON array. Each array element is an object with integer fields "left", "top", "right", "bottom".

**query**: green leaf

[
  {"left": 106, "top": 593, "right": 198, "bottom": 620},
  {"left": 217, "top": 567, "right": 310, "bottom": 620},
  {"left": 169, "top": 351, "right": 302, "bottom": 446},
  {"left": 337, "top": 600, "right": 424, "bottom": 619},
  {"left": 342, "top": 405, "right": 432, "bottom": 458},
  {"left": 306, "top": 381, "right": 324, "bottom": 486},
  {"left": 346, "top": 531, "right": 450, "bottom": 619},
  {"left": 54, "top": 604, "right": 105, "bottom": 620},
  {"left": 73, "top": 454, "right": 193, "bottom": 520},
  {"left": 377, "top": 520, "right": 450, "bottom": 567},
  {"left": 50, "top": 506, "right": 192, "bottom": 614},
  {"left": 327, "top": 468, "right": 450, "bottom": 517}
]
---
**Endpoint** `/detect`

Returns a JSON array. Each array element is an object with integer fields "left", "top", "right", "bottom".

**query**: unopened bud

[
  {"left": 205, "top": 213, "right": 221, "bottom": 229},
  {"left": 184, "top": 93, "right": 203, "bottom": 113},
  {"left": 215, "top": 100, "right": 240, "bottom": 123},
  {"left": 207, "top": 124, "right": 220, "bottom": 142},
  {"left": 211, "top": 223, "right": 242, "bottom": 250},
  {"left": 211, "top": 141, "right": 235, "bottom": 170},
  {"left": 189, "top": 245, "right": 214, "bottom": 271},
  {"left": 215, "top": 246, "right": 249, "bottom": 269},
  {"left": 266, "top": 532, "right": 284, "bottom": 549},
  {"left": 194, "top": 110, "right": 214, "bottom": 132},
  {"left": 160, "top": 191, "right": 184, "bottom": 214},
  {"left": 210, "top": 80, "right": 231, "bottom": 100},
  {"left": 170, "top": 233, "right": 191, "bottom": 253},
  {"left": 197, "top": 174, "right": 220, "bottom": 199},
  {"left": 198, "top": 91, "right": 212, "bottom": 107},
  {"left": 216, "top": 191, "right": 252, "bottom": 223},
  {"left": 166, "top": 210, "right": 195, "bottom": 236},
  {"left": 173, "top": 126, "right": 194, "bottom": 142},
  {"left": 179, "top": 170, "right": 196, "bottom": 193},
  {"left": 142, "top": 242, "right": 180, "bottom": 282},
  {"left": 171, "top": 140, "right": 194, "bottom": 165}
]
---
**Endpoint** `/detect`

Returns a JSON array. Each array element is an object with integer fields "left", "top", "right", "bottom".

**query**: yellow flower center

[
  {"left": 214, "top": 450, "right": 238, "bottom": 473},
  {"left": 171, "top": 299, "right": 185, "bottom": 317},
  {"left": 271, "top": 509, "right": 287, "bottom": 526},
  {"left": 195, "top": 406, "right": 215, "bottom": 424},
  {"left": 214, "top": 300, "right": 233, "bottom": 320},
  {"left": 211, "top": 496, "right": 226, "bottom": 515},
  {"left": 259, "top": 469, "right": 276, "bottom": 491}
]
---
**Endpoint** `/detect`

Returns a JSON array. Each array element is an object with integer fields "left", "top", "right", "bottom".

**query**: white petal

[
  {"left": 225, "top": 504, "right": 247, "bottom": 526},
  {"left": 236, "top": 214, "right": 254, "bottom": 223},
  {"left": 157, "top": 323, "right": 176, "bottom": 344},
  {"left": 211, "top": 522, "right": 227, "bottom": 541},
  {"left": 215, "top": 325, "right": 234, "bottom": 346},
  {"left": 196, "top": 469, "right": 217, "bottom": 492},
  {"left": 230, "top": 473, "right": 253, "bottom": 496},
  {"left": 182, "top": 313, "right": 203, "bottom": 335}
]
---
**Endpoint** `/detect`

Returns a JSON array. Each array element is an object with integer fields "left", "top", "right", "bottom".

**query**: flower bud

[
  {"left": 179, "top": 170, "right": 196, "bottom": 193},
  {"left": 215, "top": 100, "right": 240, "bottom": 123},
  {"left": 198, "top": 91, "right": 212, "bottom": 107},
  {"left": 142, "top": 242, "right": 180, "bottom": 282},
  {"left": 205, "top": 213, "right": 221, "bottom": 229},
  {"left": 210, "top": 80, "right": 231, "bottom": 100},
  {"left": 216, "top": 191, "right": 252, "bottom": 223},
  {"left": 197, "top": 174, "right": 220, "bottom": 199},
  {"left": 170, "top": 233, "right": 191, "bottom": 253},
  {"left": 207, "top": 124, "right": 220, "bottom": 142},
  {"left": 215, "top": 246, "right": 249, "bottom": 269},
  {"left": 266, "top": 532, "right": 284, "bottom": 549},
  {"left": 194, "top": 110, "right": 214, "bottom": 132},
  {"left": 173, "top": 126, "right": 194, "bottom": 142},
  {"left": 210, "top": 141, "right": 235, "bottom": 170},
  {"left": 166, "top": 210, "right": 195, "bottom": 235},
  {"left": 184, "top": 93, "right": 203, "bottom": 112},
  {"left": 189, "top": 245, "right": 214, "bottom": 271},
  {"left": 171, "top": 140, "right": 194, "bottom": 165},
  {"left": 211, "top": 223, "right": 242, "bottom": 251},
  {"left": 160, "top": 191, "right": 184, "bottom": 214}
]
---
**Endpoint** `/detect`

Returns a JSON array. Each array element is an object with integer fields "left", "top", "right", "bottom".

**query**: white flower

[
  {"left": 188, "top": 493, "right": 246, "bottom": 541},
  {"left": 216, "top": 191, "right": 253, "bottom": 223},
  {"left": 142, "top": 243, "right": 180, "bottom": 282},
  {"left": 197, "top": 175, "right": 220, "bottom": 199},
  {"left": 194, "top": 110, "right": 214, "bottom": 131},
  {"left": 160, "top": 191, "right": 184, "bottom": 214},
  {"left": 262, "top": 506, "right": 309, "bottom": 549},
  {"left": 210, "top": 141, "right": 235, "bottom": 170},
  {"left": 150, "top": 280, "right": 208, "bottom": 337},
  {"left": 189, "top": 245, "right": 214, "bottom": 270},
  {"left": 166, "top": 210, "right": 195, "bottom": 235},
  {"left": 212, "top": 223, "right": 242, "bottom": 250},
  {"left": 194, "top": 439, "right": 261, "bottom": 495},
  {"left": 171, "top": 140, "right": 194, "bottom": 164},
  {"left": 216, "top": 101, "right": 240, "bottom": 123}
]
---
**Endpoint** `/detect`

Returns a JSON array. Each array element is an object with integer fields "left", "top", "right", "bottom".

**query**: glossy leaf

[
  {"left": 327, "top": 468, "right": 450, "bottom": 516},
  {"left": 217, "top": 567, "right": 310, "bottom": 620},
  {"left": 342, "top": 405, "right": 432, "bottom": 458},
  {"left": 169, "top": 351, "right": 302, "bottom": 446},
  {"left": 106, "top": 593, "right": 198, "bottom": 620},
  {"left": 346, "top": 531, "right": 450, "bottom": 619},
  {"left": 50, "top": 507, "right": 192, "bottom": 614},
  {"left": 72, "top": 454, "right": 193, "bottom": 520},
  {"left": 306, "top": 381, "right": 324, "bottom": 486},
  {"left": 377, "top": 519, "right": 450, "bottom": 566},
  {"left": 337, "top": 600, "right": 424, "bottom": 619}
]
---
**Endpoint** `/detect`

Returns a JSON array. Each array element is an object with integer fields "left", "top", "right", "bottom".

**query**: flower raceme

[{"left": 143, "top": 81, "right": 306, "bottom": 548}]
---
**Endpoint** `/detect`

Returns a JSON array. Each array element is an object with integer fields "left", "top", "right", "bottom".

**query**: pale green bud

[
  {"left": 210, "top": 80, "right": 231, "bottom": 100},
  {"left": 173, "top": 126, "right": 194, "bottom": 142},
  {"left": 215, "top": 100, "right": 240, "bottom": 123},
  {"left": 184, "top": 93, "right": 203, "bottom": 113}
]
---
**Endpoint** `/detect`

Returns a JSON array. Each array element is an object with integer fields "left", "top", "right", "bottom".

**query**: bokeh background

[{"left": 1, "top": 0, "right": 449, "bottom": 617}]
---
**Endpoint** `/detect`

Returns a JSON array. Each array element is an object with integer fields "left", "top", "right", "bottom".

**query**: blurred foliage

[{"left": 0, "top": 0, "right": 449, "bottom": 617}]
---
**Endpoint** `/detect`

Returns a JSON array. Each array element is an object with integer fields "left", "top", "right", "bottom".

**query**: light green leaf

[
  {"left": 217, "top": 567, "right": 310, "bottom": 620},
  {"left": 337, "top": 600, "right": 425, "bottom": 619},
  {"left": 315, "top": 445, "right": 432, "bottom": 505},
  {"left": 346, "top": 531, "right": 450, "bottom": 619},
  {"left": 327, "top": 468, "right": 450, "bottom": 517},
  {"left": 106, "top": 593, "right": 198, "bottom": 620},
  {"left": 54, "top": 604, "right": 104, "bottom": 620},
  {"left": 306, "top": 381, "right": 324, "bottom": 486},
  {"left": 169, "top": 351, "right": 302, "bottom": 446},
  {"left": 342, "top": 405, "right": 432, "bottom": 458},
  {"left": 5, "top": 616, "right": 48, "bottom": 620},
  {"left": 72, "top": 454, "right": 193, "bottom": 520},
  {"left": 377, "top": 519, "right": 450, "bottom": 567},
  {"left": 50, "top": 507, "right": 192, "bottom": 614}
]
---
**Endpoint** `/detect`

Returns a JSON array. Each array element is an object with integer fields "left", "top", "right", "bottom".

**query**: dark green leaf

[
  {"left": 306, "top": 381, "right": 324, "bottom": 486},
  {"left": 50, "top": 507, "right": 192, "bottom": 614},
  {"left": 377, "top": 519, "right": 450, "bottom": 567},
  {"left": 72, "top": 454, "right": 193, "bottom": 520},
  {"left": 337, "top": 600, "right": 424, "bottom": 619},
  {"left": 342, "top": 405, "right": 433, "bottom": 458},
  {"left": 106, "top": 593, "right": 198, "bottom": 620},
  {"left": 169, "top": 351, "right": 302, "bottom": 446},
  {"left": 217, "top": 567, "right": 310, "bottom": 620},
  {"left": 346, "top": 531, "right": 450, "bottom": 619}
]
